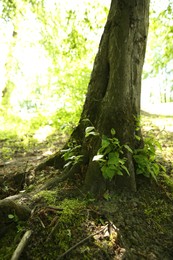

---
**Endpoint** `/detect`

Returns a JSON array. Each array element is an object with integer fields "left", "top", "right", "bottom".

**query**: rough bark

[
  {"left": 82, "top": 0, "right": 149, "bottom": 193},
  {"left": 39, "top": 0, "right": 150, "bottom": 194}
]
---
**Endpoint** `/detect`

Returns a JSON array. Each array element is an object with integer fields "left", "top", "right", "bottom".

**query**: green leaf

[
  {"left": 121, "top": 165, "right": 130, "bottom": 175},
  {"left": 124, "top": 144, "right": 133, "bottom": 153},
  {"left": 116, "top": 170, "right": 123, "bottom": 176},
  {"left": 68, "top": 155, "right": 76, "bottom": 160},
  {"left": 93, "top": 154, "right": 104, "bottom": 161},
  {"left": 108, "top": 152, "right": 119, "bottom": 165},
  {"left": 99, "top": 218, "right": 106, "bottom": 225},
  {"left": 85, "top": 126, "right": 95, "bottom": 133},
  {"left": 119, "top": 158, "right": 126, "bottom": 165},
  {"left": 103, "top": 146, "right": 112, "bottom": 155},
  {"left": 135, "top": 135, "right": 141, "bottom": 141},
  {"left": 111, "top": 128, "right": 116, "bottom": 136},
  {"left": 85, "top": 131, "right": 98, "bottom": 137},
  {"left": 101, "top": 165, "right": 115, "bottom": 180},
  {"left": 64, "top": 161, "right": 73, "bottom": 168},
  {"left": 160, "top": 164, "right": 166, "bottom": 172},
  {"left": 85, "top": 127, "right": 98, "bottom": 137},
  {"left": 108, "top": 165, "right": 117, "bottom": 170},
  {"left": 108, "top": 158, "right": 119, "bottom": 165},
  {"left": 152, "top": 163, "right": 159, "bottom": 175},
  {"left": 101, "top": 137, "right": 110, "bottom": 148},
  {"left": 112, "top": 137, "right": 120, "bottom": 146},
  {"left": 8, "top": 214, "right": 14, "bottom": 219}
]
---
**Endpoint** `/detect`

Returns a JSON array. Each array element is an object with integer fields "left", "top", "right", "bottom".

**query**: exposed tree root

[
  {"left": 35, "top": 151, "right": 64, "bottom": 172},
  {"left": 36, "top": 162, "right": 81, "bottom": 191},
  {"left": 0, "top": 199, "right": 31, "bottom": 221}
]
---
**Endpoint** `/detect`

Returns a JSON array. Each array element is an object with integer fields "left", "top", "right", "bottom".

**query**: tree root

[
  {"left": 0, "top": 199, "right": 31, "bottom": 222},
  {"left": 35, "top": 151, "right": 64, "bottom": 172},
  {"left": 36, "top": 162, "right": 81, "bottom": 192}
]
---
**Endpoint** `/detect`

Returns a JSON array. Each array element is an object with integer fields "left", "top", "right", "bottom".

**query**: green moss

[
  {"left": 0, "top": 228, "right": 19, "bottom": 260},
  {"left": 25, "top": 198, "right": 87, "bottom": 259},
  {"left": 53, "top": 199, "right": 87, "bottom": 254},
  {"left": 33, "top": 190, "right": 57, "bottom": 204}
]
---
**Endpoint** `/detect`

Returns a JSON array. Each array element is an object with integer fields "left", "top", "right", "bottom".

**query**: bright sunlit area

[
  {"left": 0, "top": 0, "right": 172, "bottom": 151},
  {"left": 0, "top": 0, "right": 110, "bottom": 146}
]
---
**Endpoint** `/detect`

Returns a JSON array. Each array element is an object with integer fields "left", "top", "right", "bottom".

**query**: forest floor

[{"left": 0, "top": 112, "right": 173, "bottom": 260}]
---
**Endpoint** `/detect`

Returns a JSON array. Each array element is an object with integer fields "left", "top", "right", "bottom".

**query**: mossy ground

[{"left": 0, "top": 113, "right": 173, "bottom": 259}]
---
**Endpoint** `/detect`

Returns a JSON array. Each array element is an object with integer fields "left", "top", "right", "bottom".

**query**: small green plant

[
  {"left": 93, "top": 129, "right": 131, "bottom": 180},
  {"left": 85, "top": 126, "right": 99, "bottom": 137},
  {"left": 133, "top": 136, "right": 165, "bottom": 181},
  {"left": 61, "top": 143, "right": 83, "bottom": 169},
  {"left": 8, "top": 214, "right": 25, "bottom": 233},
  {"left": 85, "top": 125, "right": 165, "bottom": 181}
]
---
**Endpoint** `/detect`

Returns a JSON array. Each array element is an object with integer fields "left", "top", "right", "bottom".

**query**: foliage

[
  {"left": 8, "top": 213, "right": 26, "bottom": 233},
  {"left": 86, "top": 123, "right": 165, "bottom": 182},
  {"left": 145, "top": 1, "right": 173, "bottom": 77},
  {"left": 85, "top": 126, "right": 99, "bottom": 137},
  {"left": 0, "top": 0, "right": 17, "bottom": 21},
  {"left": 92, "top": 129, "right": 131, "bottom": 180},
  {"left": 61, "top": 143, "right": 83, "bottom": 169},
  {"left": 133, "top": 136, "right": 165, "bottom": 181},
  {"left": 142, "top": 1, "right": 173, "bottom": 103},
  {"left": 0, "top": 0, "right": 110, "bottom": 146}
]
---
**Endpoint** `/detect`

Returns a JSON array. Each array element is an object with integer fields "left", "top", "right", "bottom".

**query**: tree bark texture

[{"left": 79, "top": 0, "right": 150, "bottom": 192}]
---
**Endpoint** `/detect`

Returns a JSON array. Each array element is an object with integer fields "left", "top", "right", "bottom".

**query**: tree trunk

[
  {"left": 40, "top": 0, "right": 150, "bottom": 195},
  {"left": 81, "top": 0, "right": 149, "bottom": 192}
]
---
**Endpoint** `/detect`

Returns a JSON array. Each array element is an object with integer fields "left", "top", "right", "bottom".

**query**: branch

[
  {"left": 57, "top": 225, "right": 108, "bottom": 259},
  {"left": 11, "top": 230, "right": 32, "bottom": 260}
]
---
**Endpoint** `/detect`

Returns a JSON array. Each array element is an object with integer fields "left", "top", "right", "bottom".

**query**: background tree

[{"left": 40, "top": 0, "right": 150, "bottom": 194}]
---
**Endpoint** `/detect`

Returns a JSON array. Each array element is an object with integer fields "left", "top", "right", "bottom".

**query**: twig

[
  {"left": 38, "top": 217, "right": 46, "bottom": 228},
  {"left": 11, "top": 230, "right": 32, "bottom": 260},
  {"left": 57, "top": 225, "right": 108, "bottom": 259},
  {"left": 46, "top": 216, "right": 59, "bottom": 242}
]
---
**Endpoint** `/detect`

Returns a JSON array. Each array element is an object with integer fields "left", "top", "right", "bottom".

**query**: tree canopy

[{"left": 0, "top": 0, "right": 173, "bottom": 123}]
